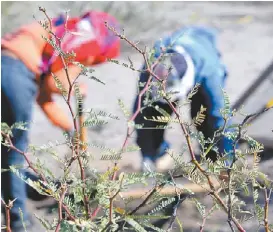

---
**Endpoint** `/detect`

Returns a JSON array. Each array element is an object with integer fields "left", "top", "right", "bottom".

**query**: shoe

[
  {"left": 155, "top": 153, "right": 175, "bottom": 173},
  {"left": 141, "top": 141, "right": 174, "bottom": 172},
  {"left": 155, "top": 141, "right": 174, "bottom": 172},
  {"left": 141, "top": 157, "right": 157, "bottom": 172}
]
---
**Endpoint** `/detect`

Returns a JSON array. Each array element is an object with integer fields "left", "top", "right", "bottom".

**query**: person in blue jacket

[{"left": 133, "top": 26, "right": 234, "bottom": 171}]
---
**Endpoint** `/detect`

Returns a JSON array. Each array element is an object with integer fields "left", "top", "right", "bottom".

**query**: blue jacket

[{"left": 153, "top": 26, "right": 234, "bottom": 164}]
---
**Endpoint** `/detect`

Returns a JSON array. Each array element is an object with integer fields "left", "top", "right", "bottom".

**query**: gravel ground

[{"left": 1, "top": 1, "right": 273, "bottom": 231}]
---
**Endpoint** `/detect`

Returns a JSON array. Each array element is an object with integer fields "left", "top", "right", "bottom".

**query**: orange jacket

[{"left": 2, "top": 14, "right": 120, "bottom": 132}]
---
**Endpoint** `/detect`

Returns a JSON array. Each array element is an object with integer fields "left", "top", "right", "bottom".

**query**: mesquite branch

[
  {"left": 55, "top": 185, "right": 67, "bottom": 232},
  {"left": 166, "top": 172, "right": 188, "bottom": 232},
  {"left": 1, "top": 132, "right": 76, "bottom": 221},
  {"left": 200, "top": 205, "right": 217, "bottom": 232},
  {"left": 1, "top": 198, "right": 15, "bottom": 232},
  {"left": 2, "top": 7, "right": 271, "bottom": 231},
  {"left": 39, "top": 8, "right": 91, "bottom": 219},
  {"left": 263, "top": 187, "right": 272, "bottom": 232},
  {"left": 105, "top": 22, "right": 247, "bottom": 232}
]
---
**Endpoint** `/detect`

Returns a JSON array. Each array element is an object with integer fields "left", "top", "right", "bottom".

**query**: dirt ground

[{"left": 2, "top": 1, "right": 273, "bottom": 232}]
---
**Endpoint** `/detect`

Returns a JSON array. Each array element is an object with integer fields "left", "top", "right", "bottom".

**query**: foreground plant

[{"left": 1, "top": 7, "right": 273, "bottom": 232}]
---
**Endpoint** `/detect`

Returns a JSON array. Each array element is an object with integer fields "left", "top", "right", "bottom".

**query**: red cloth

[
  {"left": 42, "top": 11, "right": 120, "bottom": 73},
  {"left": 2, "top": 11, "right": 121, "bottom": 132}
]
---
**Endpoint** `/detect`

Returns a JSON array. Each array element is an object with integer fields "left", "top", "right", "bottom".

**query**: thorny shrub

[{"left": 1, "top": 7, "right": 273, "bottom": 232}]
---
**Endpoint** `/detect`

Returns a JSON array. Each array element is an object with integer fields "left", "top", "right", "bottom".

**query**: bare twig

[
  {"left": 39, "top": 6, "right": 52, "bottom": 31},
  {"left": 91, "top": 207, "right": 101, "bottom": 220},
  {"left": 241, "top": 105, "right": 273, "bottom": 126},
  {"left": 106, "top": 22, "right": 145, "bottom": 55},
  {"left": 227, "top": 220, "right": 236, "bottom": 232}
]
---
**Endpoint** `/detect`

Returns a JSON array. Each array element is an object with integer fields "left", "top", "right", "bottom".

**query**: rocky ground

[{"left": 1, "top": 1, "right": 273, "bottom": 231}]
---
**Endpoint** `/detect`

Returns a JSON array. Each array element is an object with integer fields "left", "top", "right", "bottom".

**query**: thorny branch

[
  {"left": 1, "top": 198, "right": 16, "bottom": 232},
  {"left": 128, "top": 182, "right": 166, "bottom": 216},
  {"left": 166, "top": 172, "right": 188, "bottom": 232},
  {"left": 1, "top": 132, "right": 76, "bottom": 221},
  {"left": 112, "top": 174, "right": 186, "bottom": 232},
  {"left": 263, "top": 187, "right": 272, "bottom": 232},
  {"left": 91, "top": 164, "right": 119, "bottom": 220},
  {"left": 2, "top": 7, "right": 271, "bottom": 231},
  {"left": 92, "top": 22, "right": 178, "bottom": 222},
  {"left": 39, "top": 8, "right": 91, "bottom": 219},
  {"left": 226, "top": 104, "right": 273, "bottom": 231},
  {"left": 55, "top": 185, "right": 67, "bottom": 232},
  {"left": 106, "top": 22, "right": 247, "bottom": 232},
  {"left": 101, "top": 172, "right": 125, "bottom": 232},
  {"left": 109, "top": 168, "right": 124, "bottom": 223},
  {"left": 1, "top": 132, "right": 46, "bottom": 181},
  {"left": 199, "top": 205, "right": 217, "bottom": 232}
]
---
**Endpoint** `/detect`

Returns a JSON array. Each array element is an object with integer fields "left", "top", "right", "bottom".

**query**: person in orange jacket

[{"left": 1, "top": 11, "right": 120, "bottom": 231}]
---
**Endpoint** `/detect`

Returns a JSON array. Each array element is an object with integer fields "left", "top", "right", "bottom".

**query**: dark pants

[
  {"left": 134, "top": 86, "right": 219, "bottom": 162},
  {"left": 1, "top": 55, "right": 37, "bottom": 229},
  {"left": 133, "top": 66, "right": 226, "bottom": 162}
]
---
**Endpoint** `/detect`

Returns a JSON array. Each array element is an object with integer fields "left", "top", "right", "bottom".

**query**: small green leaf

[
  {"left": 193, "top": 105, "right": 207, "bottom": 127},
  {"left": 51, "top": 72, "right": 68, "bottom": 98},
  {"left": 19, "top": 208, "right": 27, "bottom": 232},
  {"left": 125, "top": 218, "right": 147, "bottom": 232},
  {"left": 34, "top": 214, "right": 52, "bottom": 230},
  {"left": 192, "top": 198, "right": 206, "bottom": 217},
  {"left": 118, "top": 99, "right": 131, "bottom": 118}
]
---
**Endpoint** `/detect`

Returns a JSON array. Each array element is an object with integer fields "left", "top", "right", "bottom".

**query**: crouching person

[{"left": 133, "top": 26, "right": 234, "bottom": 172}]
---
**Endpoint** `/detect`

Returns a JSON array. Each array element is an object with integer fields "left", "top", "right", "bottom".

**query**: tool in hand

[{"left": 78, "top": 96, "right": 88, "bottom": 151}]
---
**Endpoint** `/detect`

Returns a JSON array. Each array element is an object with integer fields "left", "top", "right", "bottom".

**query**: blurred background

[{"left": 1, "top": 1, "right": 273, "bottom": 231}]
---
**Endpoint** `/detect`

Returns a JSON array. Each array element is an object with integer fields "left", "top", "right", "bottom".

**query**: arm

[
  {"left": 36, "top": 85, "right": 73, "bottom": 132},
  {"left": 36, "top": 64, "right": 86, "bottom": 132},
  {"left": 43, "top": 64, "right": 82, "bottom": 95}
]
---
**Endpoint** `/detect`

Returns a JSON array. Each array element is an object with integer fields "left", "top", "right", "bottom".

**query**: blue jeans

[{"left": 1, "top": 55, "right": 37, "bottom": 229}]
